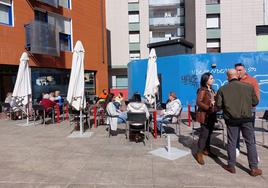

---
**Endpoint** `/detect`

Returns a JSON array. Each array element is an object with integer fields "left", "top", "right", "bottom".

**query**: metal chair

[
  {"left": 261, "top": 110, "right": 268, "bottom": 145},
  {"left": 32, "top": 104, "right": 46, "bottom": 125},
  {"left": 161, "top": 107, "right": 183, "bottom": 136},
  {"left": 126, "top": 112, "right": 148, "bottom": 144}
]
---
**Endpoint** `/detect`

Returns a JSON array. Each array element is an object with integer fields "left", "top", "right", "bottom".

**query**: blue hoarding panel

[{"left": 128, "top": 52, "right": 268, "bottom": 110}]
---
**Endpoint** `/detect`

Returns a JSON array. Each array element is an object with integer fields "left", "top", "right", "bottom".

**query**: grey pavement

[{"left": 0, "top": 114, "right": 267, "bottom": 188}]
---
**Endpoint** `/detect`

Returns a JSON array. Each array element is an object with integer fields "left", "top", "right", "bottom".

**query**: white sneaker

[
  {"left": 236, "top": 148, "right": 240, "bottom": 157},
  {"left": 258, "top": 156, "right": 260, "bottom": 162}
]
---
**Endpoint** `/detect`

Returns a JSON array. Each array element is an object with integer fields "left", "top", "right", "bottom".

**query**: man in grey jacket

[{"left": 216, "top": 69, "right": 262, "bottom": 176}]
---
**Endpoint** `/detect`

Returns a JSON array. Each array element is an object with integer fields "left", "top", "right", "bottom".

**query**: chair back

[
  {"left": 32, "top": 104, "right": 45, "bottom": 111},
  {"left": 263, "top": 110, "right": 268, "bottom": 120},
  {"left": 127, "top": 112, "right": 147, "bottom": 124}
]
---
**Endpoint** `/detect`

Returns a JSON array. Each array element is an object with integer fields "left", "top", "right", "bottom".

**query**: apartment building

[
  {"left": 185, "top": 0, "right": 266, "bottom": 53},
  {"left": 0, "top": 0, "right": 108, "bottom": 101},
  {"left": 106, "top": 0, "right": 185, "bottom": 89}
]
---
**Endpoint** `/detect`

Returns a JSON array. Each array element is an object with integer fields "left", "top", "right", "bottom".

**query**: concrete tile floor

[{"left": 0, "top": 117, "right": 267, "bottom": 188}]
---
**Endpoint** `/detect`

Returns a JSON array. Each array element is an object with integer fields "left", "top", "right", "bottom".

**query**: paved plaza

[{"left": 0, "top": 115, "right": 267, "bottom": 188}]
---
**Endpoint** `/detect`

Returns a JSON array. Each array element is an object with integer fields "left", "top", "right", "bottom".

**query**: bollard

[
  {"left": 153, "top": 111, "right": 157, "bottom": 139},
  {"left": 65, "top": 104, "right": 69, "bottom": 120},
  {"left": 167, "top": 135, "right": 171, "bottom": 153},
  {"left": 94, "top": 105, "right": 97, "bottom": 128},
  {"left": 55, "top": 104, "right": 60, "bottom": 124},
  {"left": 188, "top": 104, "right": 191, "bottom": 127}
]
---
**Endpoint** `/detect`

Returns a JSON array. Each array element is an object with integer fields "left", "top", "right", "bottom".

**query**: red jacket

[{"left": 40, "top": 99, "right": 56, "bottom": 113}]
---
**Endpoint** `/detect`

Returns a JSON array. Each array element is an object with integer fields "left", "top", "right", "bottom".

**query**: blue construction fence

[{"left": 128, "top": 51, "right": 268, "bottom": 111}]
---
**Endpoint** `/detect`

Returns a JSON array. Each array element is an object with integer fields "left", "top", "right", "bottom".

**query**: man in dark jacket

[{"left": 216, "top": 69, "right": 262, "bottom": 176}]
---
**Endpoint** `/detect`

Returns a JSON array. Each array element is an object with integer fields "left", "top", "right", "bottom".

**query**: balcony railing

[
  {"left": 149, "top": 16, "right": 184, "bottom": 26},
  {"left": 149, "top": 0, "right": 184, "bottom": 6},
  {"left": 150, "top": 36, "right": 183, "bottom": 43},
  {"left": 25, "top": 21, "right": 60, "bottom": 56}
]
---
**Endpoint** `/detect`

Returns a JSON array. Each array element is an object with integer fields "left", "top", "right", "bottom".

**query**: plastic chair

[{"left": 126, "top": 112, "right": 148, "bottom": 144}]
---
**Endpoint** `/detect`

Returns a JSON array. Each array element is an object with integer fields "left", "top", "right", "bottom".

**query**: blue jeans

[
  {"left": 118, "top": 111, "right": 127, "bottom": 123},
  {"left": 157, "top": 116, "right": 171, "bottom": 133}
]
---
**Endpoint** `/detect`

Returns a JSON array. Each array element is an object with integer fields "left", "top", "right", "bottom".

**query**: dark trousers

[
  {"left": 197, "top": 121, "right": 215, "bottom": 152},
  {"left": 236, "top": 111, "right": 256, "bottom": 150},
  {"left": 227, "top": 121, "right": 258, "bottom": 168}
]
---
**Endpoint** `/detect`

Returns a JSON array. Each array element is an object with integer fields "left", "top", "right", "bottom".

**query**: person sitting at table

[
  {"left": 54, "top": 90, "right": 63, "bottom": 113},
  {"left": 114, "top": 92, "right": 124, "bottom": 109},
  {"left": 127, "top": 93, "right": 150, "bottom": 119},
  {"left": 40, "top": 94, "right": 56, "bottom": 123},
  {"left": 127, "top": 93, "right": 150, "bottom": 141},
  {"left": 156, "top": 92, "right": 182, "bottom": 135},
  {"left": 106, "top": 93, "right": 127, "bottom": 136}
]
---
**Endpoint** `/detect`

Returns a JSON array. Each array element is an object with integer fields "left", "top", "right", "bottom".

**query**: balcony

[
  {"left": 37, "top": 0, "right": 58, "bottom": 8},
  {"left": 149, "top": 16, "right": 184, "bottom": 26},
  {"left": 149, "top": 0, "right": 184, "bottom": 7},
  {"left": 25, "top": 21, "right": 60, "bottom": 57},
  {"left": 150, "top": 37, "right": 182, "bottom": 43}
]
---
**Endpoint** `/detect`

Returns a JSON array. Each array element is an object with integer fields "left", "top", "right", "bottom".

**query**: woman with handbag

[{"left": 194, "top": 72, "right": 217, "bottom": 165}]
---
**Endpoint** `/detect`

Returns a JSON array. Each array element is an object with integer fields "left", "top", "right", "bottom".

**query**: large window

[
  {"left": 0, "top": 0, "right": 13, "bottom": 26},
  {"left": 34, "top": 10, "right": 72, "bottom": 52},
  {"left": 206, "top": 14, "right": 220, "bottom": 29}
]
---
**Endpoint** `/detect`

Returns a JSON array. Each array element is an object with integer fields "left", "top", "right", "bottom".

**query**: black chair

[
  {"left": 32, "top": 104, "right": 46, "bottom": 125},
  {"left": 261, "top": 110, "right": 268, "bottom": 145},
  {"left": 161, "top": 107, "right": 183, "bottom": 136},
  {"left": 126, "top": 112, "right": 148, "bottom": 144}
]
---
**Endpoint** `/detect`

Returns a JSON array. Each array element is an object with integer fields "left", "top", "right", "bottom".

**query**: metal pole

[
  {"left": 26, "top": 106, "right": 29, "bottom": 126},
  {"left": 80, "top": 110, "right": 83, "bottom": 136}
]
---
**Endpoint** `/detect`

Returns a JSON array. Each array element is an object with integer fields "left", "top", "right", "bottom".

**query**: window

[
  {"left": 128, "top": 11, "right": 140, "bottom": 23},
  {"left": 129, "top": 52, "right": 140, "bottom": 60},
  {"left": 207, "top": 39, "right": 220, "bottom": 53},
  {"left": 129, "top": 33, "right": 140, "bottom": 43},
  {"left": 207, "top": 14, "right": 220, "bottom": 29},
  {"left": 59, "top": 0, "right": 71, "bottom": 9},
  {"left": 116, "top": 75, "right": 128, "bottom": 89},
  {"left": 206, "top": 0, "right": 220, "bottom": 4},
  {"left": 0, "top": 0, "right": 12, "bottom": 26},
  {"left": 59, "top": 33, "right": 71, "bottom": 51},
  {"left": 34, "top": 10, "right": 72, "bottom": 52}
]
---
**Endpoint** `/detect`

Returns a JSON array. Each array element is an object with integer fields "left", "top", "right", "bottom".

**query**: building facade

[
  {"left": 106, "top": 0, "right": 186, "bottom": 90},
  {"left": 106, "top": 0, "right": 149, "bottom": 90},
  {"left": 185, "top": 0, "right": 267, "bottom": 53},
  {"left": 0, "top": 0, "right": 108, "bottom": 101}
]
